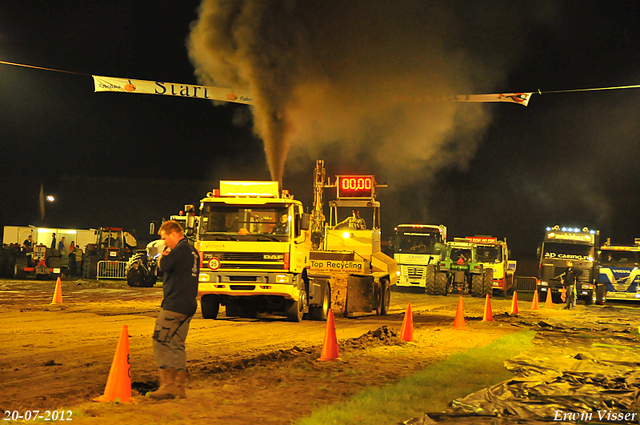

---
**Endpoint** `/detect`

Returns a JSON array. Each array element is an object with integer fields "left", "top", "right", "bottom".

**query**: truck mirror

[
  {"left": 185, "top": 204, "right": 196, "bottom": 233},
  {"left": 536, "top": 243, "right": 541, "bottom": 258},
  {"left": 149, "top": 222, "right": 156, "bottom": 236},
  {"left": 301, "top": 213, "right": 311, "bottom": 231}
]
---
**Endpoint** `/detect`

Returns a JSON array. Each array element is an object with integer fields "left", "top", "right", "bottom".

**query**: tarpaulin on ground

[{"left": 407, "top": 309, "right": 640, "bottom": 424}]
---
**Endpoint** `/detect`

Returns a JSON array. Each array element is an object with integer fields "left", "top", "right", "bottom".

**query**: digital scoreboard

[{"left": 336, "top": 175, "right": 376, "bottom": 199}]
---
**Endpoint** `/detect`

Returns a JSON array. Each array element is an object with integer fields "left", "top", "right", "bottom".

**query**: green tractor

[{"left": 425, "top": 239, "right": 493, "bottom": 297}]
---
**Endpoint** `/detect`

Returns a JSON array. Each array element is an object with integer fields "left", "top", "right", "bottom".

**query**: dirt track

[{"left": 0, "top": 278, "right": 583, "bottom": 424}]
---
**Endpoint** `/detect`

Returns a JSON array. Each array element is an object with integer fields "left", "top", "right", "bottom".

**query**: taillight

[
  {"left": 284, "top": 252, "right": 290, "bottom": 269},
  {"left": 199, "top": 251, "right": 204, "bottom": 268}
]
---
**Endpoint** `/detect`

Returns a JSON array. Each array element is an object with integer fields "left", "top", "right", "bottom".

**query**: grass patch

[{"left": 296, "top": 330, "right": 535, "bottom": 425}]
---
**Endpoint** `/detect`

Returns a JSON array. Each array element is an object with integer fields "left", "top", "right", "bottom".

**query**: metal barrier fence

[
  {"left": 97, "top": 260, "right": 127, "bottom": 280},
  {"left": 514, "top": 276, "right": 538, "bottom": 292}
]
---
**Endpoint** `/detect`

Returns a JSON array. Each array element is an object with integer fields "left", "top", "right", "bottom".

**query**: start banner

[{"left": 92, "top": 75, "right": 254, "bottom": 105}]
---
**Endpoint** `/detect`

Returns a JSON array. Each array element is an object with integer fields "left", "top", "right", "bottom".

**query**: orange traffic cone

[
  {"left": 50, "top": 277, "right": 63, "bottom": 305},
  {"left": 318, "top": 309, "right": 340, "bottom": 361},
  {"left": 94, "top": 325, "right": 133, "bottom": 403},
  {"left": 510, "top": 291, "right": 519, "bottom": 315},
  {"left": 530, "top": 290, "right": 540, "bottom": 311},
  {"left": 482, "top": 294, "right": 494, "bottom": 322},
  {"left": 545, "top": 290, "right": 554, "bottom": 308},
  {"left": 400, "top": 303, "right": 414, "bottom": 342},
  {"left": 453, "top": 296, "right": 465, "bottom": 329}
]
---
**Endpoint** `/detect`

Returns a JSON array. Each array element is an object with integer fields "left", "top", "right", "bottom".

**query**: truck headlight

[
  {"left": 275, "top": 274, "right": 289, "bottom": 283},
  {"left": 396, "top": 270, "right": 401, "bottom": 277},
  {"left": 199, "top": 273, "right": 210, "bottom": 282}
]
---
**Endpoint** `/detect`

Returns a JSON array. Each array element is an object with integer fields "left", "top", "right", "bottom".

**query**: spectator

[
  {"left": 50, "top": 233, "right": 56, "bottom": 250},
  {"left": 23, "top": 235, "right": 33, "bottom": 249},
  {"left": 58, "top": 236, "right": 66, "bottom": 256}
]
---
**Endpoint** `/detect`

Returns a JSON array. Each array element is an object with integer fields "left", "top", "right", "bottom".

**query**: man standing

[
  {"left": 23, "top": 235, "right": 33, "bottom": 249},
  {"left": 58, "top": 236, "right": 66, "bottom": 256},
  {"left": 147, "top": 220, "right": 199, "bottom": 399},
  {"left": 559, "top": 261, "right": 581, "bottom": 310}
]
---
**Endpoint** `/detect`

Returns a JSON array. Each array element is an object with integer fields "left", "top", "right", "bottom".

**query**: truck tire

[
  {"left": 596, "top": 285, "right": 607, "bottom": 305},
  {"left": 379, "top": 278, "right": 391, "bottom": 315},
  {"left": 225, "top": 304, "right": 239, "bottom": 317},
  {"left": 310, "top": 282, "right": 331, "bottom": 321},
  {"left": 201, "top": 295, "right": 220, "bottom": 319},
  {"left": 425, "top": 265, "right": 436, "bottom": 295},
  {"left": 286, "top": 291, "right": 305, "bottom": 322},
  {"left": 435, "top": 272, "right": 448, "bottom": 296}
]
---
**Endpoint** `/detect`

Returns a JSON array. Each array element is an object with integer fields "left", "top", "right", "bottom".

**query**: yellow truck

[{"left": 191, "top": 161, "right": 396, "bottom": 322}]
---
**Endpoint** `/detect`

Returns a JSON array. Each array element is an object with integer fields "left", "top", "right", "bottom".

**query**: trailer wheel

[
  {"left": 425, "top": 265, "right": 436, "bottom": 295},
  {"left": 310, "top": 283, "right": 331, "bottom": 321},
  {"left": 201, "top": 295, "right": 220, "bottom": 319},
  {"left": 596, "top": 285, "right": 607, "bottom": 305},
  {"left": 435, "top": 272, "right": 448, "bottom": 296},
  {"left": 286, "top": 291, "right": 305, "bottom": 322}
]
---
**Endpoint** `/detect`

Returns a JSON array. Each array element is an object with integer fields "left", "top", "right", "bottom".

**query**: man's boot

[
  {"left": 175, "top": 369, "right": 189, "bottom": 398},
  {"left": 147, "top": 368, "right": 177, "bottom": 399}
]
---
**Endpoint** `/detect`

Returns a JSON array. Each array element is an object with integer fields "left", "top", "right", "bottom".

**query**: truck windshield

[
  {"left": 476, "top": 246, "right": 502, "bottom": 262},
  {"left": 600, "top": 250, "right": 640, "bottom": 265},
  {"left": 395, "top": 231, "right": 442, "bottom": 254},
  {"left": 542, "top": 243, "right": 593, "bottom": 261},
  {"left": 200, "top": 204, "right": 291, "bottom": 240}
]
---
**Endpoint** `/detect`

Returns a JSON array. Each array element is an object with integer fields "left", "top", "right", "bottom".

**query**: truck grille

[
  {"left": 202, "top": 251, "right": 286, "bottom": 271},
  {"left": 220, "top": 263, "right": 285, "bottom": 270},
  {"left": 407, "top": 266, "right": 425, "bottom": 278}
]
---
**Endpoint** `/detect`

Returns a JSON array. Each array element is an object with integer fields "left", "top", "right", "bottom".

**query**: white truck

[{"left": 392, "top": 224, "right": 447, "bottom": 292}]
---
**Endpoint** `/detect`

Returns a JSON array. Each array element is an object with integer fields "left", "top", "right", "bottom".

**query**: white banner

[
  {"left": 454, "top": 92, "right": 532, "bottom": 106},
  {"left": 93, "top": 75, "right": 531, "bottom": 107},
  {"left": 92, "top": 75, "right": 254, "bottom": 105}
]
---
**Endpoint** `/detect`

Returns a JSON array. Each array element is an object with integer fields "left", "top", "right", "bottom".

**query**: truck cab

[
  {"left": 536, "top": 225, "right": 602, "bottom": 305},
  {"left": 467, "top": 236, "right": 516, "bottom": 295},
  {"left": 597, "top": 238, "right": 640, "bottom": 302},
  {"left": 195, "top": 181, "right": 316, "bottom": 322},
  {"left": 392, "top": 224, "right": 447, "bottom": 292}
]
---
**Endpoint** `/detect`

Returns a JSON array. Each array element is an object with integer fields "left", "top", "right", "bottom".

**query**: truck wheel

[
  {"left": 310, "top": 283, "right": 331, "bottom": 321},
  {"left": 471, "top": 274, "right": 483, "bottom": 297},
  {"left": 379, "top": 279, "right": 391, "bottom": 315},
  {"left": 584, "top": 291, "right": 595, "bottom": 306},
  {"left": 286, "top": 291, "right": 305, "bottom": 322},
  {"left": 425, "top": 265, "right": 436, "bottom": 295},
  {"left": 596, "top": 285, "right": 607, "bottom": 305},
  {"left": 435, "top": 272, "right": 448, "bottom": 296},
  {"left": 201, "top": 295, "right": 220, "bottom": 319}
]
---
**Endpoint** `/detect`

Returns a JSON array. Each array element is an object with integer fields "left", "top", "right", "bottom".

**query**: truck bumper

[{"left": 198, "top": 272, "right": 299, "bottom": 301}]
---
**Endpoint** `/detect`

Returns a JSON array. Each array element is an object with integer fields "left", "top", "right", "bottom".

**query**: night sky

[{"left": 1, "top": 1, "right": 640, "bottom": 263}]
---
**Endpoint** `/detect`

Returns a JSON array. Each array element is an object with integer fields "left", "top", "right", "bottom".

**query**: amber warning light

[{"left": 336, "top": 175, "right": 375, "bottom": 199}]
